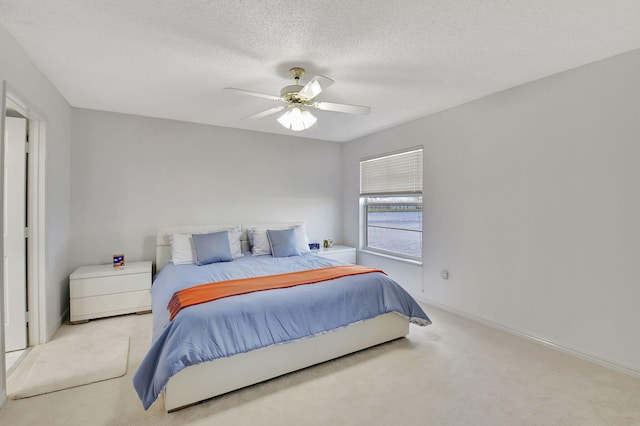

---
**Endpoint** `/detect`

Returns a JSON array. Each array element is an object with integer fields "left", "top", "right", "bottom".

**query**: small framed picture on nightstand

[{"left": 113, "top": 253, "right": 125, "bottom": 268}]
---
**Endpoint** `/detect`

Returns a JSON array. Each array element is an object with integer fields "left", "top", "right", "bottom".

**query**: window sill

[{"left": 358, "top": 249, "right": 423, "bottom": 266}]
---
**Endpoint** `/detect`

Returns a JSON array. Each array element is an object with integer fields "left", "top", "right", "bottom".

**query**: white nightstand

[
  {"left": 69, "top": 261, "right": 152, "bottom": 324},
  {"left": 316, "top": 245, "right": 357, "bottom": 264}
]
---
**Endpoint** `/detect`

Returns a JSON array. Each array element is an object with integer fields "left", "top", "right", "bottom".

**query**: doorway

[
  {"left": 4, "top": 114, "right": 28, "bottom": 354},
  {"left": 2, "top": 90, "right": 45, "bottom": 368}
]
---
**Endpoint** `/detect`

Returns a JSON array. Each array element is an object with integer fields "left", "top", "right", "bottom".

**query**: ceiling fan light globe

[
  {"left": 291, "top": 121, "right": 305, "bottom": 131},
  {"left": 290, "top": 106, "right": 303, "bottom": 119},
  {"left": 277, "top": 110, "right": 294, "bottom": 129},
  {"left": 300, "top": 110, "right": 318, "bottom": 128},
  {"left": 289, "top": 107, "right": 305, "bottom": 131},
  {"left": 277, "top": 107, "right": 316, "bottom": 131}
]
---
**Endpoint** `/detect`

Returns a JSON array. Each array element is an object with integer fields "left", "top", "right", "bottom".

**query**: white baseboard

[{"left": 417, "top": 296, "right": 640, "bottom": 379}]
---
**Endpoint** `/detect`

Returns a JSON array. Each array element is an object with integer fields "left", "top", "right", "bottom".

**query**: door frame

[{"left": 4, "top": 88, "right": 46, "bottom": 347}]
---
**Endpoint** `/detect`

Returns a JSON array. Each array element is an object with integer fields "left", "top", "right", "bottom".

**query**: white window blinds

[{"left": 360, "top": 147, "right": 423, "bottom": 195}]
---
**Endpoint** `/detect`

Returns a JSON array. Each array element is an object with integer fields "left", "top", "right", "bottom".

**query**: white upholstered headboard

[{"left": 155, "top": 222, "right": 306, "bottom": 272}]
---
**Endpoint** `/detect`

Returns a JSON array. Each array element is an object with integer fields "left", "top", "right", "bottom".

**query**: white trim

[
  {"left": 360, "top": 195, "right": 423, "bottom": 261},
  {"left": 5, "top": 89, "right": 46, "bottom": 346},
  {"left": 419, "top": 297, "right": 640, "bottom": 379},
  {"left": 359, "top": 145, "right": 424, "bottom": 163},
  {"left": 358, "top": 248, "right": 423, "bottom": 266},
  {"left": 0, "top": 80, "right": 7, "bottom": 409}
]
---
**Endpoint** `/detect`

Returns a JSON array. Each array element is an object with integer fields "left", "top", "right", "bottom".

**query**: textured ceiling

[{"left": 1, "top": 1, "right": 640, "bottom": 142}]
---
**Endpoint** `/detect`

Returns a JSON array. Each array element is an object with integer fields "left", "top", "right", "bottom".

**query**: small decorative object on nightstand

[
  {"left": 317, "top": 245, "right": 356, "bottom": 264},
  {"left": 69, "top": 260, "right": 152, "bottom": 324},
  {"left": 112, "top": 253, "right": 125, "bottom": 268}
]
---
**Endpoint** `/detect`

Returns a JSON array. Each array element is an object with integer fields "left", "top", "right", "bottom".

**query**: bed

[{"left": 133, "top": 223, "right": 431, "bottom": 412}]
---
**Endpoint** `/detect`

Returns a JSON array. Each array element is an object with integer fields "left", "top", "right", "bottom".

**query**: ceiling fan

[{"left": 225, "top": 67, "right": 371, "bottom": 131}]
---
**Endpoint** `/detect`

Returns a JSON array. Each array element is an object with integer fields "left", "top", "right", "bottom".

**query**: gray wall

[
  {"left": 0, "top": 22, "right": 72, "bottom": 404},
  {"left": 344, "top": 48, "right": 640, "bottom": 372},
  {"left": 70, "top": 109, "right": 344, "bottom": 270}
]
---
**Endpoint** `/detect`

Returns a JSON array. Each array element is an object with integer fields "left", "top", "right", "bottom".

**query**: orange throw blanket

[{"left": 168, "top": 265, "right": 385, "bottom": 321}]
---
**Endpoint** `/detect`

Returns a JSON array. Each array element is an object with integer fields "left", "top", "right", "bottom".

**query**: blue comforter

[{"left": 133, "top": 253, "right": 431, "bottom": 409}]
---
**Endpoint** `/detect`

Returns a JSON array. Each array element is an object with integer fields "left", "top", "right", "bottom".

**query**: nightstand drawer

[
  {"left": 317, "top": 245, "right": 356, "bottom": 264},
  {"left": 70, "top": 290, "right": 151, "bottom": 321},
  {"left": 320, "top": 251, "right": 356, "bottom": 264},
  {"left": 70, "top": 272, "right": 151, "bottom": 298}
]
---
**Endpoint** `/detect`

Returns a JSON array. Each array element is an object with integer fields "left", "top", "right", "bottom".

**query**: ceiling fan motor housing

[
  {"left": 280, "top": 85, "right": 309, "bottom": 103},
  {"left": 280, "top": 67, "right": 311, "bottom": 103}
]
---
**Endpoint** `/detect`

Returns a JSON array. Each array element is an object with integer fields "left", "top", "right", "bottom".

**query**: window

[{"left": 360, "top": 147, "right": 423, "bottom": 260}]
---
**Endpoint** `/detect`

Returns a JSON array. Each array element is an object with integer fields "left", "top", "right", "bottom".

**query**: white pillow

[
  {"left": 170, "top": 233, "right": 195, "bottom": 265},
  {"left": 249, "top": 227, "right": 272, "bottom": 256},
  {"left": 293, "top": 224, "right": 311, "bottom": 253},
  {"left": 169, "top": 226, "right": 243, "bottom": 264},
  {"left": 249, "top": 224, "right": 310, "bottom": 256},
  {"left": 228, "top": 227, "right": 244, "bottom": 259}
]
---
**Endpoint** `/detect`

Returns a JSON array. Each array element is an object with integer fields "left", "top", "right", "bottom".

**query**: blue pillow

[
  {"left": 266, "top": 228, "right": 301, "bottom": 258},
  {"left": 192, "top": 231, "right": 234, "bottom": 265}
]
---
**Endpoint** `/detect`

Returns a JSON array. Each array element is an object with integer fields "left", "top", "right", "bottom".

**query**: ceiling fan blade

[
  {"left": 225, "top": 87, "right": 283, "bottom": 102},
  {"left": 313, "top": 101, "right": 371, "bottom": 115},
  {"left": 298, "top": 75, "right": 334, "bottom": 100},
  {"left": 243, "top": 106, "right": 286, "bottom": 120}
]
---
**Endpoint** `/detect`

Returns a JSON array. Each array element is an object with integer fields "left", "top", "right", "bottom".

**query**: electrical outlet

[{"left": 440, "top": 269, "right": 449, "bottom": 280}]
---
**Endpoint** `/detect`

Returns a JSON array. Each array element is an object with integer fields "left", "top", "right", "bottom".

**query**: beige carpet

[
  {"left": 1, "top": 307, "right": 639, "bottom": 425},
  {"left": 7, "top": 323, "right": 129, "bottom": 399}
]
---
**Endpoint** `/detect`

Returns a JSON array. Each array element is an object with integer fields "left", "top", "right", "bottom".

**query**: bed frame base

[{"left": 164, "top": 312, "right": 409, "bottom": 412}]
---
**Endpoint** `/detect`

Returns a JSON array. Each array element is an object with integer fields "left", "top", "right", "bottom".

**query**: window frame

[
  {"left": 359, "top": 146, "right": 423, "bottom": 262},
  {"left": 361, "top": 194, "right": 423, "bottom": 262}
]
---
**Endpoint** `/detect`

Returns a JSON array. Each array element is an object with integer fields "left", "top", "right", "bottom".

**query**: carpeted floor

[{"left": 1, "top": 304, "right": 639, "bottom": 426}]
